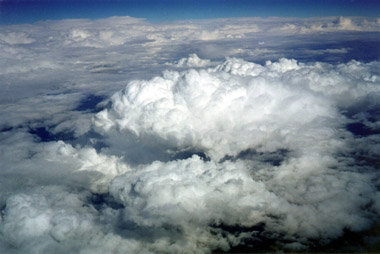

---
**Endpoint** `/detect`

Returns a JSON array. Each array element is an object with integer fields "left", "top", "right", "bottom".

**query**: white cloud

[
  {"left": 0, "top": 32, "right": 35, "bottom": 45},
  {"left": 90, "top": 57, "right": 380, "bottom": 251},
  {"left": 94, "top": 58, "right": 355, "bottom": 161},
  {"left": 173, "top": 53, "right": 211, "bottom": 67},
  {"left": 0, "top": 186, "right": 145, "bottom": 254},
  {"left": 273, "top": 16, "right": 380, "bottom": 34}
]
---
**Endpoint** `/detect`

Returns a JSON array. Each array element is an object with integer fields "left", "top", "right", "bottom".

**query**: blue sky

[{"left": 1, "top": 0, "right": 379, "bottom": 24}]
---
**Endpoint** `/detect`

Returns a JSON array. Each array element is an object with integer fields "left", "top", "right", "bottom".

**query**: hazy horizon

[{"left": 1, "top": 0, "right": 380, "bottom": 24}]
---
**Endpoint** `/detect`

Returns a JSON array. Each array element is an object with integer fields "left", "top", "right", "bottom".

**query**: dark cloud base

[{"left": 219, "top": 226, "right": 380, "bottom": 253}]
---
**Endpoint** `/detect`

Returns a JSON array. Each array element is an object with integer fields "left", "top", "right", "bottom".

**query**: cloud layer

[{"left": 0, "top": 16, "right": 379, "bottom": 253}]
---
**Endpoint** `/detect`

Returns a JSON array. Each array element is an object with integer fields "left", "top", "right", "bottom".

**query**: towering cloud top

[{"left": 94, "top": 58, "right": 340, "bottom": 161}]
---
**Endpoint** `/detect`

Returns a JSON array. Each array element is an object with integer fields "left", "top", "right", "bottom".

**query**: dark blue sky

[{"left": 0, "top": 0, "right": 379, "bottom": 24}]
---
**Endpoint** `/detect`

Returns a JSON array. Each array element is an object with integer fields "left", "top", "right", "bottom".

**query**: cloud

[
  {"left": 271, "top": 16, "right": 380, "bottom": 34},
  {"left": 90, "top": 57, "right": 380, "bottom": 251},
  {"left": 173, "top": 53, "right": 211, "bottom": 68},
  {"left": 0, "top": 186, "right": 145, "bottom": 254},
  {"left": 0, "top": 15, "right": 379, "bottom": 253},
  {"left": 0, "top": 32, "right": 35, "bottom": 45},
  {"left": 94, "top": 57, "right": 379, "bottom": 162}
]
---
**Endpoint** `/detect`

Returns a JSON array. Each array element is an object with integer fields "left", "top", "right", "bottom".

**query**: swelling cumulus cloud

[
  {"left": 0, "top": 15, "right": 380, "bottom": 253},
  {"left": 95, "top": 58, "right": 380, "bottom": 248}
]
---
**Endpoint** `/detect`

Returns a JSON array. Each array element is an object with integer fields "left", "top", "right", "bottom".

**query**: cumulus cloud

[
  {"left": 95, "top": 57, "right": 373, "bottom": 162},
  {"left": 173, "top": 53, "right": 211, "bottom": 67},
  {"left": 0, "top": 15, "right": 379, "bottom": 254},
  {"left": 90, "top": 57, "right": 380, "bottom": 251}
]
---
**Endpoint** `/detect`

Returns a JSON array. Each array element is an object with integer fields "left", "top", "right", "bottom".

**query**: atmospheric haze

[{"left": 0, "top": 15, "right": 380, "bottom": 253}]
